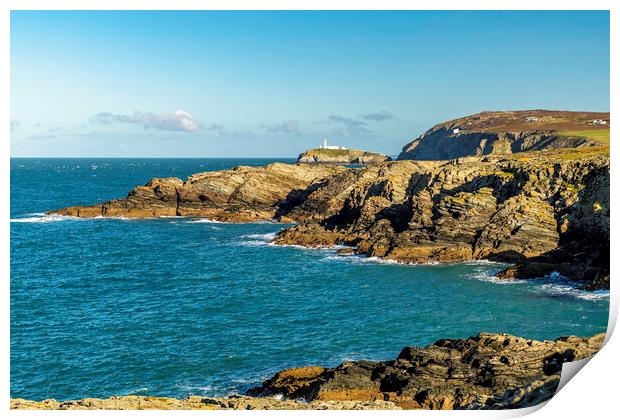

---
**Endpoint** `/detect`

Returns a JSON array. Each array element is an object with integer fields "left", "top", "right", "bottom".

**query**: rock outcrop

[
  {"left": 275, "top": 148, "right": 610, "bottom": 289},
  {"left": 398, "top": 110, "right": 609, "bottom": 161},
  {"left": 13, "top": 332, "right": 604, "bottom": 410},
  {"left": 49, "top": 163, "right": 346, "bottom": 222},
  {"left": 297, "top": 148, "right": 390, "bottom": 164},
  {"left": 247, "top": 332, "right": 604, "bottom": 409}
]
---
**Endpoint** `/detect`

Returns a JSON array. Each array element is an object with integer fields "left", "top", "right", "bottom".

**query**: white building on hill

[{"left": 319, "top": 137, "right": 346, "bottom": 150}]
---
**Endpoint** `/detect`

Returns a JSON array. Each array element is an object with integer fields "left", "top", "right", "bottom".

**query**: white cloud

[{"left": 92, "top": 110, "right": 201, "bottom": 132}]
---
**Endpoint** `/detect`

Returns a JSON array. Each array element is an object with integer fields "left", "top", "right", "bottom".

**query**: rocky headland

[
  {"left": 297, "top": 147, "right": 391, "bottom": 164},
  {"left": 12, "top": 332, "right": 605, "bottom": 410},
  {"left": 398, "top": 110, "right": 609, "bottom": 160},
  {"left": 50, "top": 148, "right": 610, "bottom": 289}
]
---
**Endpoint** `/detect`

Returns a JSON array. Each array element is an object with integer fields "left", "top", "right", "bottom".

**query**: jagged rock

[
  {"left": 248, "top": 333, "right": 605, "bottom": 410},
  {"left": 274, "top": 149, "right": 609, "bottom": 287},
  {"left": 49, "top": 163, "right": 345, "bottom": 222}
]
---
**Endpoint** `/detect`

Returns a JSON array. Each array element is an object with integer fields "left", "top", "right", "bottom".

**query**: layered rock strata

[
  {"left": 274, "top": 149, "right": 610, "bottom": 288},
  {"left": 49, "top": 163, "right": 346, "bottom": 222},
  {"left": 247, "top": 332, "right": 604, "bottom": 409}
]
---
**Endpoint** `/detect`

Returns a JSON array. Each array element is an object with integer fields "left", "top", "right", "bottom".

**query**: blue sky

[{"left": 10, "top": 10, "right": 610, "bottom": 157}]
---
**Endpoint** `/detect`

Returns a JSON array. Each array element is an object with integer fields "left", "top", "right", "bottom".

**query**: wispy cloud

[
  {"left": 229, "top": 129, "right": 256, "bottom": 138},
  {"left": 207, "top": 123, "right": 224, "bottom": 131},
  {"left": 92, "top": 110, "right": 201, "bottom": 132},
  {"left": 361, "top": 110, "right": 393, "bottom": 122},
  {"left": 28, "top": 134, "right": 57, "bottom": 140},
  {"left": 10, "top": 119, "right": 21, "bottom": 132},
  {"left": 326, "top": 114, "right": 372, "bottom": 137},
  {"left": 49, "top": 126, "right": 63, "bottom": 132},
  {"left": 262, "top": 120, "right": 301, "bottom": 134},
  {"left": 327, "top": 114, "right": 366, "bottom": 128}
]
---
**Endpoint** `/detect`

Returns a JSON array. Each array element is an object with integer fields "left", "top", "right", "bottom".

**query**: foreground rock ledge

[{"left": 12, "top": 332, "right": 604, "bottom": 410}]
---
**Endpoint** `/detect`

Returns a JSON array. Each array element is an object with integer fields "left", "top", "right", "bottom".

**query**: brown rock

[{"left": 248, "top": 332, "right": 605, "bottom": 410}]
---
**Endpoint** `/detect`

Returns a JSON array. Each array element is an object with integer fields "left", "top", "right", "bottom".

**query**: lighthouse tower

[{"left": 318, "top": 136, "right": 344, "bottom": 150}]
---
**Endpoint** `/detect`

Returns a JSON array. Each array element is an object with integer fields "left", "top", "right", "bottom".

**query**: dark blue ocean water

[{"left": 10, "top": 158, "right": 609, "bottom": 401}]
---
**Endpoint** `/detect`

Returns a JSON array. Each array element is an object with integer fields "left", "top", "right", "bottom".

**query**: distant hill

[
  {"left": 398, "top": 110, "right": 609, "bottom": 160},
  {"left": 297, "top": 148, "right": 390, "bottom": 164}
]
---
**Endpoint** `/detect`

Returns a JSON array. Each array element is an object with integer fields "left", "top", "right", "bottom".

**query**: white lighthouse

[{"left": 319, "top": 136, "right": 345, "bottom": 150}]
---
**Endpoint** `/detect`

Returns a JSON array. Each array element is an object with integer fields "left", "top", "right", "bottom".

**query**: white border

[{"left": 2, "top": 1, "right": 616, "bottom": 419}]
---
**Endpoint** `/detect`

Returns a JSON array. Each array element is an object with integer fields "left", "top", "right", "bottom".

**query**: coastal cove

[{"left": 10, "top": 158, "right": 608, "bottom": 402}]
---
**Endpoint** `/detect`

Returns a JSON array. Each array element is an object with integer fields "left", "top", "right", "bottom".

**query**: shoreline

[
  {"left": 11, "top": 332, "right": 606, "bottom": 410},
  {"left": 13, "top": 212, "right": 610, "bottom": 296}
]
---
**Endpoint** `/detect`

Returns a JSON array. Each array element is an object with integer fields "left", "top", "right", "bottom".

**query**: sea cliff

[{"left": 398, "top": 110, "right": 609, "bottom": 160}]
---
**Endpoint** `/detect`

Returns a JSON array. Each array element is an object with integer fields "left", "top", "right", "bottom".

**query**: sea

[{"left": 10, "top": 158, "right": 610, "bottom": 401}]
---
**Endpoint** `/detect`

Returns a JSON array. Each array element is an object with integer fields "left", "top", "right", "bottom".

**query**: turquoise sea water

[{"left": 10, "top": 158, "right": 609, "bottom": 401}]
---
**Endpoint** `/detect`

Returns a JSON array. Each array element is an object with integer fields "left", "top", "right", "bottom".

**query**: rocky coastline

[
  {"left": 49, "top": 145, "right": 610, "bottom": 290},
  {"left": 20, "top": 110, "right": 611, "bottom": 410},
  {"left": 11, "top": 332, "right": 605, "bottom": 410}
]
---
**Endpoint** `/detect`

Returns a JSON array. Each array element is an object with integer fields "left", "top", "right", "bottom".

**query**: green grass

[
  {"left": 556, "top": 128, "right": 610, "bottom": 146},
  {"left": 305, "top": 148, "right": 353, "bottom": 157}
]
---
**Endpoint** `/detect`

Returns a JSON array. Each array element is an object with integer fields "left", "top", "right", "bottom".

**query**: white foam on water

[
  {"left": 537, "top": 283, "right": 609, "bottom": 301},
  {"left": 240, "top": 232, "right": 278, "bottom": 241},
  {"left": 268, "top": 242, "right": 343, "bottom": 251},
  {"left": 186, "top": 218, "right": 228, "bottom": 224},
  {"left": 93, "top": 215, "right": 131, "bottom": 221},
  {"left": 460, "top": 259, "right": 503, "bottom": 266},
  {"left": 10, "top": 213, "right": 140, "bottom": 223},
  {"left": 237, "top": 240, "right": 268, "bottom": 247},
  {"left": 176, "top": 385, "right": 215, "bottom": 393},
  {"left": 321, "top": 253, "right": 411, "bottom": 266},
  {"left": 10, "top": 214, "right": 81, "bottom": 223},
  {"left": 360, "top": 256, "right": 405, "bottom": 265},
  {"left": 469, "top": 271, "right": 527, "bottom": 285}
]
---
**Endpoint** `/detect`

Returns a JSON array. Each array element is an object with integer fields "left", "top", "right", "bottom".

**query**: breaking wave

[
  {"left": 240, "top": 232, "right": 278, "bottom": 241},
  {"left": 536, "top": 283, "right": 609, "bottom": 301},
  {"left": 185, "top": 218, "right": 228, "bottom": 224},
  {"left": 11, "top": 213, "right": 83, "bottom": 223}
]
